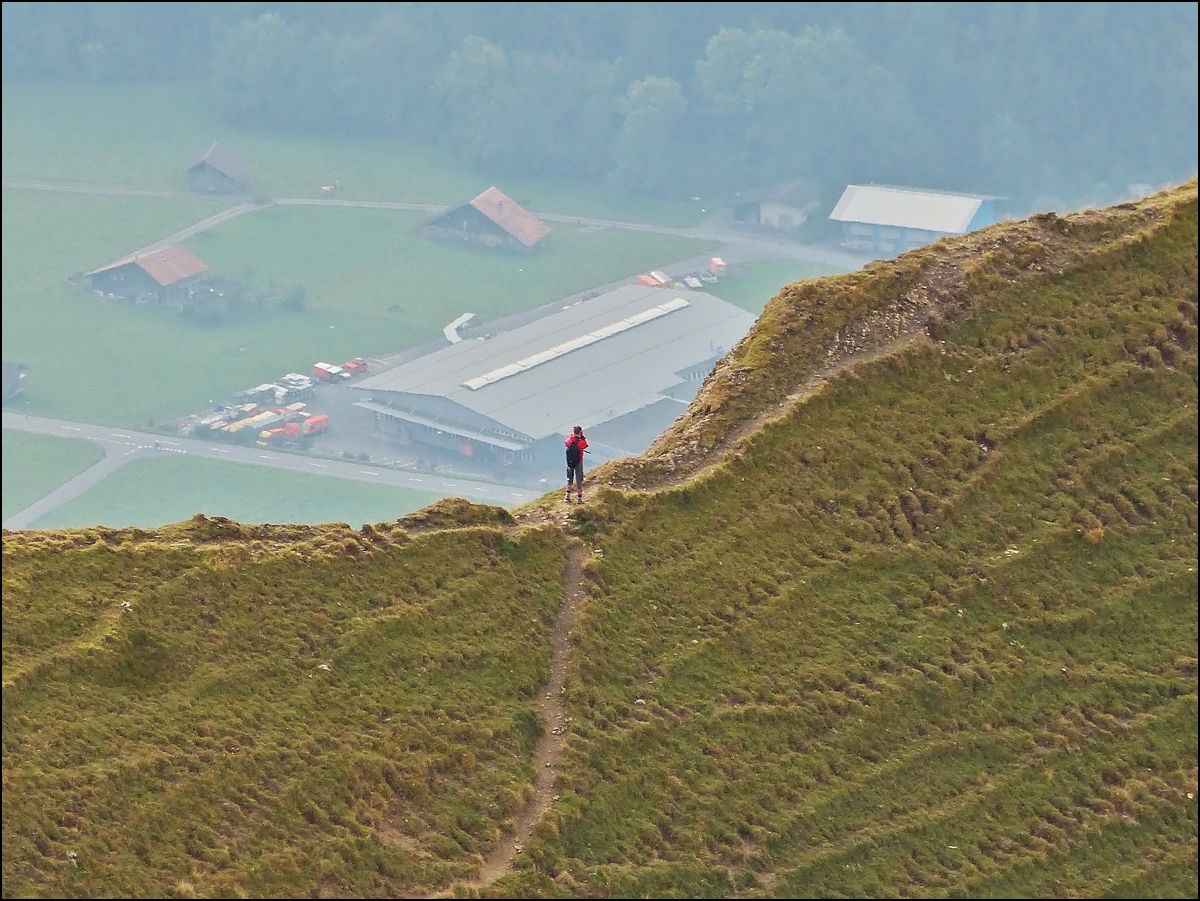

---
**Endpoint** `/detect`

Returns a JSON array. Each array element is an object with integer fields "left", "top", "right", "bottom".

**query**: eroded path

[{"left": 443, "top": 540, "right": 587, "bottom": 894}]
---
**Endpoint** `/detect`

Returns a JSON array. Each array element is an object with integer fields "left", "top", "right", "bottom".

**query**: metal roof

[
  {"left": 354, "top": 401, "right": 528, "bottom": 451},
  {"left": 733, "top": 177, "right": 822, "bottom": 208},
  {"left": 186, "top": 142, "right": 248, "bottom": 183},
  {"left": 87, "top": 245, "right": 209, "bottom": 287},
  {"left": 355, "top": 284, "right": 757, "bottom": 442},
  {"left": 829, "top": 185, "right": 992, "bottom": 233},
  {"left": 466, "top": 187, "right": 551, "bottom": 246}
]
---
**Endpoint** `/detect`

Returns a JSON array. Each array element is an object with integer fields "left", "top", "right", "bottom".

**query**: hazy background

[{"left": 4, "top": 1, "right": 1197, "bottom": 213}]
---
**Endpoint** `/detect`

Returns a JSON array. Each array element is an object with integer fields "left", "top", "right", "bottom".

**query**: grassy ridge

[
  {"left": 488, "top": 184, "right": 1198, "bottom": 896},
  {"left": 29, "top": 455, "right": 444, "bottom": 530},
  {"left": 2, "top": 518, "right": 565, "bottom": 897},
  {"left": 707, "top": 260, "right": 848, "bottom": 314}
]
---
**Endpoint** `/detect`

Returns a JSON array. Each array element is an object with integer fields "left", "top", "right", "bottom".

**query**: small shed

[
  {"left": 186, "top": 142, "right": 248, "bottom": 194},
  {"left": 87, "top": 246, "right": 209, "bottom": 305},
  {"left": 830, "top": 185, "right": 1003, "bottom": 254},
  {"left": 2, "top": 361, "right": 26, "bottom": 402},
  {"left": 731, "top": 178, "right": 822, "bottom": 232},
  {"left": 425, "top": 187, "right": 551, "bottom": 253}
]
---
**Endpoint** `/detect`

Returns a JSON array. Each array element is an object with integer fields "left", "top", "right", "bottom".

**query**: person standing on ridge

[{"left": 565, "top": 425, "right": 588, "bottom": 503}]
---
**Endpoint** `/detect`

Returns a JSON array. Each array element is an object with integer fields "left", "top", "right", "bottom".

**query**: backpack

[{"left": 565, "top": 435, "right": 582, "bottom": 465}]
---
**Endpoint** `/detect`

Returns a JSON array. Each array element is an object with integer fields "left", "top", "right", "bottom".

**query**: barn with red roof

[
  {"left": 86, "top": 246, "right": 210, "bottom": 305},
  {"left": 425, "top": 187, "right": 550, "bottom": 252}
]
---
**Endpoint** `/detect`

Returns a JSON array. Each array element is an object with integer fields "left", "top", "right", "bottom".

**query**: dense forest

[{"left": 4, "top": 2, "right": 1197, "bottom": 209}]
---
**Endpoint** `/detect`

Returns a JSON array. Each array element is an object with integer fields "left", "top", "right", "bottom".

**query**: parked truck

[
  {"left": 257, "top": 414, "right": 327, "bottom": 447},
  {"left": 256, "top": 421, "right": 303, "bottom": 447},
  {"left": 302, "top": 414, "right": 329, "bottom": 436},
  {"left": 341, "top": 357, "right": 368, "bottom": 376},
  {"left": 313, "top": 362, "right": 352, "bottom": 382}
]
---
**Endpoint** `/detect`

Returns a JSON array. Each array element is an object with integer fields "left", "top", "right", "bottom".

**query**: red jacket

[{"left": 565, "top": 433, "right": 588, "bottom": 465}]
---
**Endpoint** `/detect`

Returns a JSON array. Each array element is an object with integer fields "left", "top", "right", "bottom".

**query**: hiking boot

[
  {"left": 564, "top": 492, "right": 573, "bottom": 504},
  {"left": 576, "top": 494, "right": 584, "bottom": 504}
]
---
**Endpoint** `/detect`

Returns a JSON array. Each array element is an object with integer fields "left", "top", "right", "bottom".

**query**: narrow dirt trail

[
  {"left": 630, "top": 329, "right": 932, "bottom": 497},
  {"left": 444, "top": 540, "right": 587, "bottom": 894}
]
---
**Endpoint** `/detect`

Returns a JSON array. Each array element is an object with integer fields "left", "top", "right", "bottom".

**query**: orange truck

[
  {"left": 341, "top": 357, "right": 368, "bottom": 376},
  {"left": 257, "top": 418, "right": 323, "bottom": 447},
  {"left": 313, "top": 362, "right": 351, "bottom": 381},
  {"left": 302, "top": 414, "right": 329, "bottom": 436}
]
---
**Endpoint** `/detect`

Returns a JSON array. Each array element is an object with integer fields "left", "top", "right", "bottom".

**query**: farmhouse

[
  {"left": 86, "top": 246, "right": 209, "bottom": 305},
  {"left": 353, "top": 284, "right": 757, "bottom": 465},
  {"left": 186, "top": 142, "right": 247, "bottom": 194},
  {"left": 730, "top": 177, "right": 822, "bottom": 233},
  {"left": 425, "top": 187, "right": 550, "bottom": 252},
  {"left": 830, "top": 184, "right": 1002, "bottom": 254}
]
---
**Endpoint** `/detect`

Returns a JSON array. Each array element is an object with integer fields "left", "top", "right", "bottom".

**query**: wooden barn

[
  {"left": 186, "top": 142, "right": 247, "bottom": 194},
  {"left": 730, "top": 177, "right": 822, "bottom": 233},
  {"left": 425, "top": 187, "right": 550, "bottom": 252},
  {"left": 87, "top": 246, "right": 210, "bottom": 306}
]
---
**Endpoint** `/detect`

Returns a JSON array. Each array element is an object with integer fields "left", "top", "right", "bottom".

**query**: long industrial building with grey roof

[{"left": 353, "top": 284, "right": 757, "bottom": 465}]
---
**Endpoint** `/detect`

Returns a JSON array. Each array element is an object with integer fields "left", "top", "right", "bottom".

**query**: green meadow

[
  {"left": 30, "top": 455, "right": 444, "bottom": 530},
  {"left": 1, "top": 189, "right": 714, "bottom": 428},
  {"left": 1, "top": 430, "right": 103, "bottom": 521}
]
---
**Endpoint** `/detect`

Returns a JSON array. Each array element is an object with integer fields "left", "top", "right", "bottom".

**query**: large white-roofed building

[
  {"left": 353, "top": 284, "right": 757, "bottom": 466},
  {"left": 830, "top": 184, "right": 1003, "bottom": 255}
]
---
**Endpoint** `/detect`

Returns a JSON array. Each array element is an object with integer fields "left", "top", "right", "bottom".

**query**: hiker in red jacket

[{"left": 565, "top": 425, "right": 588, "bottom": 503}]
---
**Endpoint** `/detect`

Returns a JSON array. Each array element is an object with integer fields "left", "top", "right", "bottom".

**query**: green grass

[
  {"left": 488, "top": 184, "right": 1198, "bottom": 896},
  {"left": 191, "top": 204, "right": 716, "bottom": 334},
  {"left": 2, "top": 81, "right": 708, "bottom": 226},
  {"left": 2, "top": 521, "right": 567, "bottom": 897},
  {"left": 2, "top": 190, "right": 713, "bottom": 429},
  {"left": 4, "top": 185, "right": 1196, "bottom": 899},
  {"left": 1, "top": 430, "right": 103, "bottom": 520},
  {"left": 30, "top": 455, "right": 443, "bottom": 530},
  {"left": 707, "top": 260, "right": 849, "bottom": 314},
  {"left": 1, "top": 190, "right": 239, "bottom": 427}
]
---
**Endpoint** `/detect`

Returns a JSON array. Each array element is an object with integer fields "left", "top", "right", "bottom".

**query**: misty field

[
  {"left": 1, "top": 81, "right": 708, "bottom": 227},
  {"left": 1, "top": 430, "right": 103, "bottom": 521},
  {"left": 191, "top": 204, "right": 716, "bottom": 331},
  {"left": 30, "top": 455, "right": 444, "bottom": 530}
]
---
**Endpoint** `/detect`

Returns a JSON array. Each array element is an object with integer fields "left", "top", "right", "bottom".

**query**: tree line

[{"left": 4, "top": 2, "right": 1197, "bottom": 209}]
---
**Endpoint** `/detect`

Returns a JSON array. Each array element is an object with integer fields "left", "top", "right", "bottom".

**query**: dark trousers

[{"left": 567, "top": 462, "right": 584, "bottom": 492}]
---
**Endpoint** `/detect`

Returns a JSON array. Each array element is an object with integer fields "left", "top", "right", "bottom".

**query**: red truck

[
  {"left": 313, "top": 362, "right": 351, "bottom": 381},
  {"left": 341, "top": 357, "right": 368, "bottom": 376},
  {"left": 302, "top": 414, "right": 329, "bottom": 436}
]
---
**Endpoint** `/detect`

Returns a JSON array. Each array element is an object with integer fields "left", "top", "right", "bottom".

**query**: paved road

[
  {"left": 2, "top": 412, "right": 541, "bottom": 529},
  {"left": 4, "top": 178, "right": 866, "bottom": 269}
]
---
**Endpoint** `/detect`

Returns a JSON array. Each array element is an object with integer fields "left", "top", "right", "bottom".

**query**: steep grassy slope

[
  {"left": 491, "top": 183, "right": 1198, "bottom": 896},
  {"left": 3, "top": 184, "right": 1196, "bottom": 899},
  {"left": 3, "top": 510, "right": 566, "bottom": 897}
]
